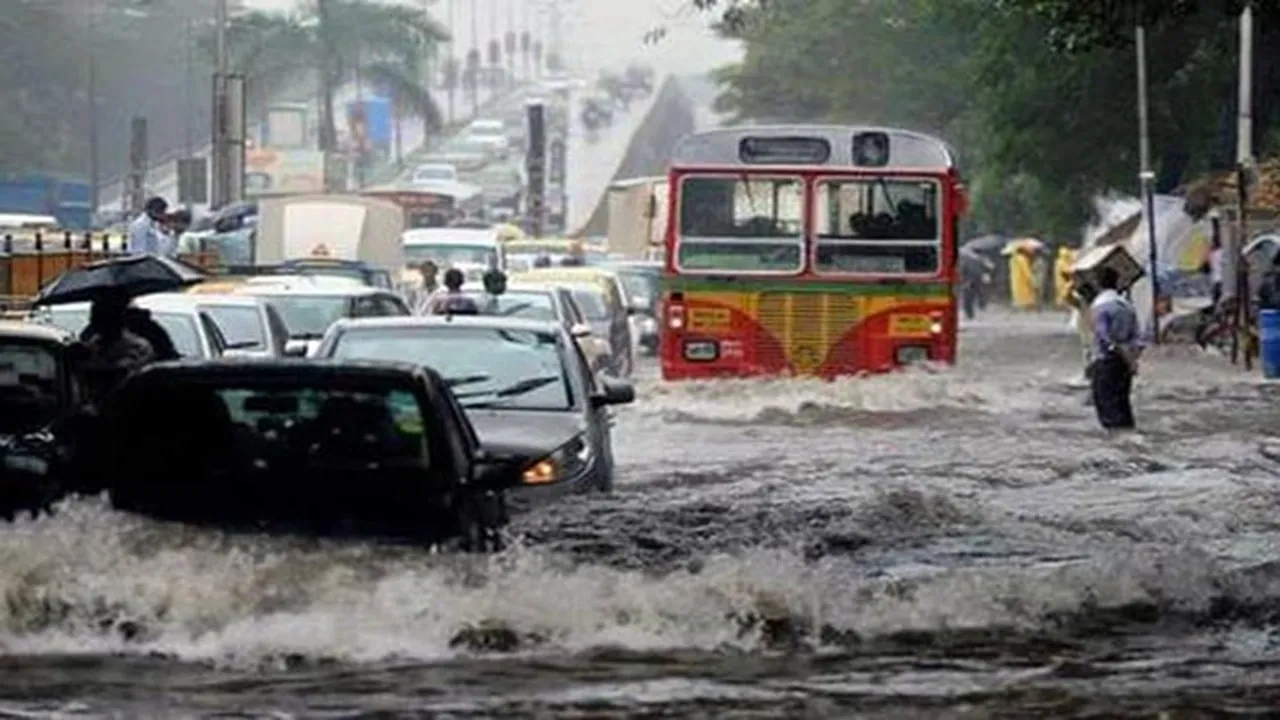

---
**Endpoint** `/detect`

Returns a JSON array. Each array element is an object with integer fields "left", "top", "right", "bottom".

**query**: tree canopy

[{"left": 701, "top": 0, "right": 1275, "bottom": 240}]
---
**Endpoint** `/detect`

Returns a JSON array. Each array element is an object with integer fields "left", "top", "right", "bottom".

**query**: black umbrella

[
  {"left": 961, "top": 234, "right": 1006, "bottom": 254},
  {"left": 33, "top": 254, "right": 207, "bottom": 307}
]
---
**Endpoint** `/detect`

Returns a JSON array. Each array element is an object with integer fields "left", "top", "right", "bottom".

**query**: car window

[
  {"left": 463, "top": 290, "right": 557, "bottom": 321},
  {"left": 42, "top": 308, "right": 89, "bottom": 336},
  {"left": 559, "top": 290, "right": 587, "bottom": 325},
  {"left": 202, "top": 304, "right": 267, "bottom": 350},
  {"left": 198, "top": 312, "right": 228, "bottom": 356},
  {"left": 257, "top": 295, "right": 350, "bottom": 337},
  {"left": 111, "top": 383, "right": 430, "bottom": 478},
  {"left": 152, "top": 312, "right": 204, "bottom": 358},
  {"left": 329, "top": 326, "right": 574, "bottom": 411},
  {"left": 264, "top": 305, "right": 290, "bottom": 353},
  {"left": 570, "top": 288, "right": 609, "bottom": 321},
  {"left": 0, "top": 341, "right": 61, "bottom": 433},
  {"left": 377, "top": 295, "right": 411, "bottom": 316}
]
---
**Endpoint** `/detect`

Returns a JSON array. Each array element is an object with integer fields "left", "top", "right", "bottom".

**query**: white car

[
  {"left": 34, "top": 294, "right": 229, "bottom": 359},
  {"left": 230, "top": 282, "right": 412, "bottom": 356},
  {"left": 180, "top": 293, "right": 292, "bottom": 358},
  {"left": 410, "top": 163, "right": 459, "bottom": 186},
  {"left": 463, "top": 119, "right": 509, "bottom": 158}
]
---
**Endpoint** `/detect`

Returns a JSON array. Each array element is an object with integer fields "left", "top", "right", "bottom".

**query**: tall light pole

[
  {"left": 212, "top": 0, "right": 229, "bottom": 208},
  {"left": 1234, "top": 1, "right": 1255, "bottom": 366},
  {"left": 87, "top": 0, "right": 100, "bottom": 217},
  {"left": 1135, "top": 13, "right": 1159, "bottom": 342}
]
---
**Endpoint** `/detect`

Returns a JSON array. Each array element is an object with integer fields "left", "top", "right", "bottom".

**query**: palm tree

[{"left": 209, "top": 0, "right": 448, "bottom": 153}]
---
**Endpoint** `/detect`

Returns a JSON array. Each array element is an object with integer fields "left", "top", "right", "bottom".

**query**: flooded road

[{"left": 3, "top": 313, "right": 1280, "bottom": 717}]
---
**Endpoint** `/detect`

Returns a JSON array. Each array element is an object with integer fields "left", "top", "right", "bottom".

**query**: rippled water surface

[{"left": 3, "top": 312, "right": 1280, "bottom": 718}]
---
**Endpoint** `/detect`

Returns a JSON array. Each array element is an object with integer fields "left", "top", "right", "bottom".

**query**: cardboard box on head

[{"left": 1071, "top": 244, "right": 1144, "bottom": 304}]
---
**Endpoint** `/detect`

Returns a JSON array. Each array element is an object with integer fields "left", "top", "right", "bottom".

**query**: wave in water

[{"left": 0, "top": 498, "right": 1276, "bottom": 669}]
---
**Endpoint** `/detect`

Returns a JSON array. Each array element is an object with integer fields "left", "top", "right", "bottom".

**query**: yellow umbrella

[{"left": 1001, "top": 237, "right": 1045, "bottom": 255}]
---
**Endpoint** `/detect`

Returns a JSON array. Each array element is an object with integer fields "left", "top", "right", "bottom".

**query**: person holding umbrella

[{"left": 33, "top": 254, "right": 207, "bottom": 401}]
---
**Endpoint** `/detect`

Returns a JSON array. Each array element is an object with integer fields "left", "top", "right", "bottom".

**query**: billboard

[{"left": 244, "top": 148, "right": 326, "bottom": 196}]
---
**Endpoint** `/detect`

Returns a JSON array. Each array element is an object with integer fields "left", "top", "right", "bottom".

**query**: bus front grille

[{"left": 756, "top": 293, "right": 860, "bottom": 373}]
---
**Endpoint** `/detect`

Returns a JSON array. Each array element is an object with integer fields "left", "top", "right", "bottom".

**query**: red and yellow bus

[{"left": 659, "top": 125, "right": 965, "bottom": 379}]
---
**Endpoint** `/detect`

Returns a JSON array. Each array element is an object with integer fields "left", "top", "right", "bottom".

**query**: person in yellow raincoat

[
  {"left": 1008, "top": 247, "right": 1040, "bottom": 310},
  {"left": 1054, "top": 245, "right": 1077, "bottom": 307}
]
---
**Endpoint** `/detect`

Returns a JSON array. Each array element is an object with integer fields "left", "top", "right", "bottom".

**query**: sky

[{"left": 240, "top": 0, "right": 742, "bottom": 77}]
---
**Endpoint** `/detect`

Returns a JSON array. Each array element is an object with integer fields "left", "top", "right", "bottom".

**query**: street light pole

[
  {"left": 1135, "top": 17, "right": 1160, "bottom": 343},
  {"left": 88, "top": 0, "right": 100, "bottom": 217},
  {"left": 1234, "top": 1, "right": 1255, "bottom": 367},
  {"left": 212, "top": 0, "right": 229, "bottom": 208}
]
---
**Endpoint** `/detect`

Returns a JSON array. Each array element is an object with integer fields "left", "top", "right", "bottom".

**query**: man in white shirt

[{"left": 127, "top": 197, "right": 174, "bottom": 256}]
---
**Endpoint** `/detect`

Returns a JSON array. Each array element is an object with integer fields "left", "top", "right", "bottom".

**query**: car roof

[
  {"left": 127, "top": 358, "right": 441, "bottom": 386},
  {"left": 511, "top": 267, "right": 620, "bottom": 287},
  {"left": 331, "top": 315, "right": 564, "bottom": 335},
  {"left": 233, "top": 283, "right": 389, "bottom": 297},
  {"left": 43, "top": 298, "right": 204, "bottom": 315},
  {"left": 0, "top": 321, "right": 74, "bottom": 344},
  {"left": 181, "top": 293, "right": 267, "bottom": 308}
]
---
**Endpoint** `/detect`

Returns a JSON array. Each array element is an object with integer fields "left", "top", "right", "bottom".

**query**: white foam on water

[{"left": 0, "top": 494, "right": 1270, "bottom": 669}]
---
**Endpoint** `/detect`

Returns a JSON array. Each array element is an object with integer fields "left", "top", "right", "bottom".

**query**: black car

[
  {"left": 0, "top": 323, "right": 83, "bottom": 517},
  {"left": 314, "top": 316, "right": 635, "bottom": 493},
  {"left": 5, "top": 360, "right": 547, "bottom": 550}
]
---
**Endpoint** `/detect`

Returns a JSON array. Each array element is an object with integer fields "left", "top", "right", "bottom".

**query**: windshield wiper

[
  {"left": 445, "top": 373, "right": 492, "bottom": 387},
  {"left": 291, "top": 332, "right": 323, "bottom": 340},
  {"left": 456, "top": 375, "right": 560, "bottom": 405}
]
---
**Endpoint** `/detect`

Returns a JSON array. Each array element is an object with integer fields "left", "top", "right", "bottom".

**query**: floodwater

[{"left": 3, "top": 311, "right": 1280, "bottom": 718}]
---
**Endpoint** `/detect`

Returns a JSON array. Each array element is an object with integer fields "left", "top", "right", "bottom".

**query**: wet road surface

[{"left": 3, "top": 312, "right": 1280, "bottom": 717}]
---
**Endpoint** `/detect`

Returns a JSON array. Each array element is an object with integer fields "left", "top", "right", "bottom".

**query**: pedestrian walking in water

[{"left": 1088, "top": 267, "right": 1142, "bottom": 430}]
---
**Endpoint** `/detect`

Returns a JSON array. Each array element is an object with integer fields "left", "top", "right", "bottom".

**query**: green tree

[
  {"left": 700, "top": 0, "right": 1256, "bottom": 239},
  {"left": 211, "top": 0, "right": 448, "bottom": 152}
]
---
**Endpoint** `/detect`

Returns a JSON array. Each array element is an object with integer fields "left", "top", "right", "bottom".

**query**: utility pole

[
  {"left": 447, "top": 0, "right": 455, "bottom": 124},
  {"left": 1234, "top": 1, "right": 1255, "bottom": 367},
  {"left": 1135, "top": 14, "right": 1160, "bottom": 343},
  {"left": 87, "top": 0, "right": 100, "bottom": 217},
  {"left": 470, "top": 0, "right": 480, "bottom": 116},
  {"left": 212, "top": 0, "right": 229, "bottom": 208}
]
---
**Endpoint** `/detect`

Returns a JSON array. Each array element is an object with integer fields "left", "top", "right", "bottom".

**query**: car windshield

[
  {"left": 259, "top": 295, "right": 349, "bottom": 338},
  {"left": 404, "top": 244, "right": 497, "bottom": 267},
  {"left": 571, "top": 288, "right": 609, "bottom": 321},
  {"left": 463, "top": 290, "right": 558, "bottom": 321},
  {"left": 413, "top": 167, "right": 455, "bottom": 182},
  {"left": 42, "top": 308, "right": 203, "bottom": 357},
  {"left": 113, "top": 382, "right": 430, "bottom": 479},
  {"left": 202, "top": 304, "right": 266, "bottom": 350},
  {"left": 468, "top": 123, "right": 504, "bottom": 137},
  {"left": 330, "top": 326, "right": 573, "bottom": 411},
  {"left": 616, "top": 270, "right": 658, "bottom": 308},
  {"left": 0, "top": 341, "right": 61, "bottom": 434}
]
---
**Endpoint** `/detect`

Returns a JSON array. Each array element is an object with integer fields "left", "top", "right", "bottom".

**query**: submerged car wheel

[{"left": 456, "top": 490, "right": 505, "bottom": 553}]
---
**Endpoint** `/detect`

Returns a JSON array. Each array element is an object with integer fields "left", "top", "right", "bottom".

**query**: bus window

[
  {"left": 813, "top": 178, "right": 941, "bottom": 274},
  {"left": 675, "top": 176, "right": 803, "bottom": 273}
]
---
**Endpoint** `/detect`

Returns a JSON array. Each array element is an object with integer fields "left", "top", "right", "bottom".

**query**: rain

[{"left": 1, "top": 0, "right": 1279, "bottom": 717}]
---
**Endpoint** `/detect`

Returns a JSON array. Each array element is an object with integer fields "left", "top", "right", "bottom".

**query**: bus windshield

[
  {"left": 676, "top": 176, "right": 803, "bottom": 272},
  {"left": 814, "top": 178, "right": 941, "bottom": 274}
]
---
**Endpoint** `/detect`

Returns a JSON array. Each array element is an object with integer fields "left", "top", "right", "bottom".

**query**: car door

[
  {"left": 602, "top": 278, "right": 633, "bottom": 367},
  {"left": 567, "top": 334, "right": 615, "bottom": 468}
]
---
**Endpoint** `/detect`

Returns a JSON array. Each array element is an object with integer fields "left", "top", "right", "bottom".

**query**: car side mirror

[
  {"left": 570, "top": 323, "right": 592, "bottom": 338},
  {"left": 283, "top": 339, "right": 308, "bottom": 357},
  {"left": 591, "top": 379, "right": 635, "bottom": 407}
]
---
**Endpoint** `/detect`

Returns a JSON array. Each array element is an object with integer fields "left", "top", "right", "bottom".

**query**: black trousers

[{"left": 1090, "top": 353, "right": 1135, "bottom": 429}]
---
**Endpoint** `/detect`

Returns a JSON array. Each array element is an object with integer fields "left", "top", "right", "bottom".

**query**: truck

[{"left": 0, "top": 175, "right": 93, "bottom": 230}]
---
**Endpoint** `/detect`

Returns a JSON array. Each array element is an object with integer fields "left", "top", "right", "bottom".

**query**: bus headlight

[
  {"left": 522, "top": 434, "right": 591, "bottom": 485},
  {"left": 895, "top": 346, "right": 930, "bottom": 364},
  {"left": 683, "top": 339, "right": 719, "bottom": 361}
]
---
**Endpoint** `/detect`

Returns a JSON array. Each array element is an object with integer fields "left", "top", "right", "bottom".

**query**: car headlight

[{"left": 522, "top": 434, "right": 592, "bottom": 485}]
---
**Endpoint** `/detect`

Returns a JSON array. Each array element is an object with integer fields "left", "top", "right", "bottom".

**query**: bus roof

[{"left": 670, "top": 125, "right": 955, "bottom": 170}]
